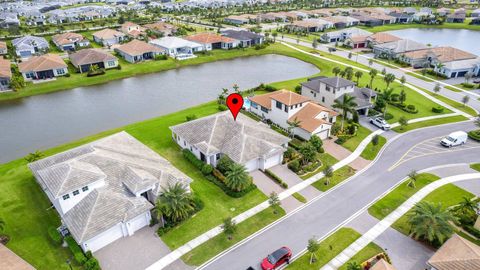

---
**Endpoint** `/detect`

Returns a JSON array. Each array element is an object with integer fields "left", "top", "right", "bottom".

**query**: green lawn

[
  {"left": 417, "top": 89, "right": 477, "bottom": 116},
  {"left": 312, "top": 166, "right": 356, "bottom": 192},
  {"left": 392, "top": 115, "right": 469, "bottom": 133},
  {"left": 287, "top": 228, "right": 364, "bottom": 269},
  {"left": 392, "top": 184, "right": 475, "bottom": 236},
  {"left": 360, "top": 135, "right": 387, "bottom": 160},
  {"left": 300, "top": 153, "right": 338, "bottom": 180},
  {"left": 339, "top": 242, "right": 384, "bottom": 270},
  {"left": 368, "top": 173, "right": 440, "bottom": 220},
  {"left": 359, "top": 21, "right": 480, "bottom": 33},
  {"left": 471, "top": 163, "right": 480, "bottom": 172},
  {"left": 406, "top": 71, "right": 435, "bottom": 83},
  {"left": 181, "top": 206, "right": 285, "bottom": 266},
  {"left": 292, "top": 192, "right": 307, "bottom": 203},
  {"left": 341, "top": 125, "right": 372, "bottom": 153}
]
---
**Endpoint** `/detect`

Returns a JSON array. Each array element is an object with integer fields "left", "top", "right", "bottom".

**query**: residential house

[
  {"left": 29, "top": 132, "right": 192, "bottom": 252},
  {"left": 249, "top": 90, "right": 337, "bottom": 140},
  {"left": 170, "top": 112, "right": 290, "bottom": 172},
  {"left": 366, "top": 32, "right": 401, "bottom": 47},
  {"left": 436, "top": 58, "right": 480, "bottom": 78},
  {"left": 224, "top": 15, "right": 250, "bottom": 25},
  {"left": 403, "top": 7, "right": 417, "bottom": 14},
  {"left": 18, "top": 54, "right": 68, "bottom": 81},
  {"left": 92, "top": 28, "right": 127, "bottom": 46},
  {"left": 436, "top": 8, "right": 451, "bottom": 17},
  {"left": 12, "top": 35, "right": 49, "bottom": 58},
  {"left": 472, "top": 9, "right": 480, "bottom": 17},
  {"left": 369, "top": 13, "right": 396, "bottom": 24},
  {"left": 471, "top": 18, "right": 480, "bottom": 25},
  {"left": 427, "top": 234, "right": 480, "bottom": 270},
  {"left": 446, "top": 13, "right": 466, "bottom": 23},
  {"left": 373, "top": 39, "right": 428, "bottom": 59},
  {"left": 0, "top": 58, "right": 11, "bottom": 91},
  {"left": 52, "top": 32, "right": 90, "bottom": 51},
  {"left": 0, "top": 12, "right": 20, "bottom": 28},
  {"left": 115, "top": 40, "right": 165, "bottom": 63},
  {"left": 320, "top": 27, "right": 372, "bottom": 43},
  {"left": 221, "top": 30, "right": 264, "bottom": 47},
  {"left": 149, "top": 37, "right": 203, "bottom": 59},
  {"left": 184, "top": 33, "right": 239, "bottom": 50},
  {"left": 0, "top": 41, "right": 7, "bottom": 55},
  {"left": 413, "top": 11, "right": 434, "bottom": 22},
  {"left": 120, "top": 21, "right": 145, "bottom": 39},
  {"left": 345, "top": 35, "right": 370, "bottom": 49},
  {"left": 350, "top": 13, "right": 383, "bottom": 27},
  {"left": 419, "top": 7, "right": 433, "bottom": 14},
  {"left": 389, "top": 12, "right": 414, "bottom": 23},
  {"left": 143, "top": 22, "right": 178, "bottom": 37},
  {"left": 370, "top": 259, "right": 397, "bottom": 270},
  {"left": 400, "top": 46, "right": 477, "bottom": 68},
  {"left": 69, "top": 49, "right": 118, "bottom": 73},
  {"left": 301, "top": 76, "right": 377, "bottom": 115},
  {"left": 322, "top": 16, "right": 360, "bottom": 29},
  {"left": 286, "top": 19, "right": 333, "bottom": 33}
]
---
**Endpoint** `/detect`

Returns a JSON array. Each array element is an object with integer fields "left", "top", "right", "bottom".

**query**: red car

[{"left": 261, "top": 247, "right": 292, "bottom": 270}]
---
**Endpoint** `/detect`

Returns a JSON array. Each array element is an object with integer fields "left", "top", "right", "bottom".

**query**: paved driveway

[
  {"left": 269, "top": 165, "right": 322, "bottom": 201},
  {"left": 323, "top": 139, "right": 370, "bottom": 171},
  {"left": 95, "top": 226, "right": 193, "bottom": 270}
]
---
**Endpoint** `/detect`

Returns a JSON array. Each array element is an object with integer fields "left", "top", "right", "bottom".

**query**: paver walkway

[
  {"left": 323, "top": 139, "right": 370, "bottom": 171},
  {"left": 269, "top": 164, "right": 322, "bottom": 201},
  {"left": 321, "top": 172, "right": 480, "bottom": 270}
]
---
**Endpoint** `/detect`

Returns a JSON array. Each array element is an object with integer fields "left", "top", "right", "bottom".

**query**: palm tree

[
  {"left": 435, "top": 62, "right": 445, "bottom": 75},
  {"left": 287, "top": 117, "right": 301, "bottom": 138},
  {"left": 307, "top": 237, "right": 320, "bottom": 264},
  {"left": 347, "top": 262, "right": 362, "bottom": 270},
  {"left": 383, "top": 73, "right": 396, "bottom": 90},
  {"left": 400, "top": 75, "right": 406, "bottom": 88},
  {"left": 332, "top": 94, "right": 357, "bottom": 131},
  {"left": 225, "top": 163, "right": 251, "bottom": 192},
  {"left": 399, "top": 116, "right": 408, "bottom": 131},
  {"left": 344, "top": 67, "right": 354, "bottom": 80},
  {"left": 369, "top": 69, "right": 377, "bottom": 89},
  {"left": 408, "top": 201, "right": 456, "bottom": 245},
  {"left": 323, "top": 165, "right": 334, "bottom": 185},
  {"left": 433, "top": 83, "right": 441, "bottom": 95},
  {"left": 332, "top": 66, "right": 341, "bottom": 77},
  {"left": 222, "top": 217, "right": 237, "bottom": 240},
  {"left": 455, "top": 196, "right": 479, "bottom": 216},
  {"left": 406, "top": 170, "right": 418, "bottom": 188},
  {"left": 156, "top": 183, "right": 194, "bottom": 223},
  {"left": 354, "top": 71, "right": 363, "bottom": 85}
]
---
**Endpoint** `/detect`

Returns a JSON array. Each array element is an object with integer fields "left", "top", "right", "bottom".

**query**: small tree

[
  {"left": 399, "top": 116, "right": 408, "bottom": 130},
  {"left": 309, "top": 135, "right": 323, "bottom": 152},
  {"left": 368, "top": 59, "right": 373, "bottom": 67},
  {"left": 474, "top": 114, "right": 480, "bottom": 128},
  {"left": 312, "top": 39, "right": 318, "bottom": 49},
  {"left": 399, "top": 89, "right": 407, "bottom": 105},
  {"left": 371, "top": 134, "right": 379, "bottom": 149},
  {"left": 347, "top": 261, "right": 362, "bottom": 270},
  {"left": 433, "top": 83, "right": 441, "bottom": 95},
  {"left": 332, "top": 66, "right": 342, "bottom": 77},
  {"left": 268, "top": 191, "right": 281, "bottom": 214},
  {"left": 222, "top": 217, "right": 237, "bottom": 240},
  {"left": 462, "top": 95, "right": 470, "bottom": 107},
  {"left": 465, "top": 71, "right": 473, "bottom": 84},
  {"left": 307, "top": 237, "right": 320, "bottom": 264},
  {"left": 369, "top": 69, "right": 378, "bottom": 89},
  {"left": 381, "top": 68, "right": 387, "bottom": 76},
  {"left": 287, "top": 117, "right": 302, "bottom": 138},
  {"left": 348, "top": 52, "right": 353, "bottom": 60},
  {"left": 354, "top": 70, "right": 363, "bottom": 85},
  {"left": 24, "top": 150, "right": 44, "bottom": 162},
  {"left": 323, "top": 165, "right": 334, "bottom": 185},
  {"left": 383, "top": 73, "right": 396, "bottom": 90},
  {"left": 299, "top": 142, "right": 317, "bottom": 165},
  {"left": 407, "top": 170, "right": 418, "bottom": 188},
  {"left": 400, "top": 75, "right": 406, "bottom": 88}
]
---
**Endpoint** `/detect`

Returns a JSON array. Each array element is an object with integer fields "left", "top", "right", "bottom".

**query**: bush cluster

[
  {"left": 468, "top": 130, "right": 480, "bottom": 141},
  {"left": 182, "top": 149, "right": 212, "bottom": 175},
  {"left": 432, "top": 106, "right": 444, "bottom": 113},
  {"left": 389, "top": 102, "right": 418, "bottom": 114},
  {"left": 65, "top": 236, "right": 87, "bottom": 265},
  {"left": 265, "top": 169, "right": 288, "bottom": 188},
  {"left": 288, "top": 159, "right": 300, "bottom": 173},
  {"left": 47, "top": 227, "right": 63, "bottom": 246},
  {"left": 205, "top": 174, "right": 257, "bottom": 198}
]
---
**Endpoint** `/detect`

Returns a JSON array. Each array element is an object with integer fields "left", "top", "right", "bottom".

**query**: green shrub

[
  {"left": 65, "top": 236, "right": 87, "bottom": 265},
  {"left": 461, "top": 83, "right": 475, "bottom": 89},
  {"left": 464, "top": 225, "right": 480, "bottom": 238},
  {"left": 182, "top": 149, "right": 206, "bottom": 172},
  {"left": 186, "top": 114, "right": 197, "bottom": 121},
  {"left": 265, "top": 169, "right": 288, "bottom": 188},
  {"left": 468, "top": 130, "right": 480, "bottom": 141},
  {"left": 432, "top": 106, "right": 444, "bottom": 113},
  {"left": 47, "top": 227, "right": 63, "bottom": 246},
  {"left": 116, "top": 65, "right": 122, "bottom": 70},
  {"left": 84, "top": 257, "right": 100, "bottom": 270},
  {"left": 65, "top": 73, "right": 71, "bottom": 77},
  {"left": 216, "top": 155, "right": 234, "bottom": 174},
  {"left": 288, "top": 159, "right": 300, "bottom": 173},
  {"left": 201, "top": 164, "right": 213, "bottom": 175},
  {"left": 155, "top": 54, "right": 168, "bottom": 60},
  {"left": 404, "top": 104, "right": 418, "bottom": 114},
  {"left": 335, "top": 137, "right": 346, "bottom": 145},
  {"left": 384, "top": 112, "right": 394, "bottom": 120},
  {"left": 218, "top": 104, "right": 228, "bottom": 111},
  {"left": 205, "top": 175, "right": 257, "bottom": 198}
]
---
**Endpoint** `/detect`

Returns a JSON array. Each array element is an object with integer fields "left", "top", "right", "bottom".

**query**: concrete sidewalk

[{"left": 321, "top": 173, "right": 480, "bottom": 270}]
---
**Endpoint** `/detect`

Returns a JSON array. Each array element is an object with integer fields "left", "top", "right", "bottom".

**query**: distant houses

[
  {"left": 51, "top": 32, "right": 90, "bottom": 51},
  {"left": 92, "top": 29, "right": 127, "bottom": 46},
  {"left": 0, "top": 58, "right": 11, "bottom": 91},
  {"left": 221, "top": 30, "right": 264, "bottom": 47},
  {"left": 285, "top": 19, "right": 333, "bottom": 33},
  {"left": 120, "top": 21, "right": 145, "bottom": 39},
  {"left": 115, "top": 40, "right": 165, "bottom": 63},
  {"left": 143, "top": 22, "right": 178, "bottom": 37},
  {"left": 18, "top": 54, "right": 67, "bottom": 81},
  {"left": 184, "top": 33, "right": 239, "bottom": 50},
  {"left": 0, "top": 41, "right": 7, "bottom": 55},
  {"left": 69, "top": 49, "right": 118, "bottom": 73},
  {"left": 12, "top": 35, "right": 49, "bottom": 58},
  {"left": 149, "top": 37, "right": 203, "bottom": 59}
]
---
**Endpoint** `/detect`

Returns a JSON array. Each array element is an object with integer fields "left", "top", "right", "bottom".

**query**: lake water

[
  {"left": 0, "top": 54, "right": 318, "bottom": 163},
  {"left": 387, "top": 28, "right": 480, "bottom": 56}
]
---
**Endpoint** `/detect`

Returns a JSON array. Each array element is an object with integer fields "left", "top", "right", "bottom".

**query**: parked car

[
  {"left": 440, "top": 131, "right": 468, "bottom": 147},
  {"left": 473, "top": 79, "right": 480, "bottom": 84},
  {"left": 370, "top": 117, "right": 391, "bottom": 130},
  {"left": 261, "top": 247, "right": 292, "bottom": 270}
]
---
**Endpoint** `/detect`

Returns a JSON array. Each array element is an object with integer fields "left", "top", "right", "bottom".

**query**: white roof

[
  {"left": 149, "top": 37, "right": 202, "bottom": 49},
  {"left": 443, "top": 58, "right": 480, "bottom": 70}
]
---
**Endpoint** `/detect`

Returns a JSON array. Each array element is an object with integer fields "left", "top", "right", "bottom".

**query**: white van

[{"left": 440, "top": 131, "right": 468, "bottom": 147}]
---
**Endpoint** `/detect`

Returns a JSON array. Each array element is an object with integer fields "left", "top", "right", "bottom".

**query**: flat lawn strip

[
  {"left": 181, "top": 206, "right": 286, "bottom": 266},
  {"left": 300, "top": 153, "right": 338, "bottom": 180},
  {"left": 341, "top": 125, "right": 372, "bottom": 153},
  {"left": 368, "top": 173, "right": 440, "bottom": 220},
  {"left": 470, "top": 163, "right": 480, "bottom": 172},
  {"left": 392, "top": 115, "right": 469, "bottom": 133},
  {"left": 312, "top": 165, "right": 356, "bottom": 192},
  {"left": 0, "top": 101, "right": 266, "bottom": 268},
  {"left": 406, "top": 71, "right": 435, "bottom": 82},
  {"left": 358, "top": 22, "right": 480, "bottom": 33},
  {"left": 444, "top": 85, "right": 463, "bottom": 92},
  {"left": 269, "top": 77, "right": 310, "bottom": 91},
  {"left": 292, "top": 192, "right": 307, "bottom": 203},
  {"left": 360, "top": 135, "right": 387, "bottom": 160},
  {"left": 339, "top": 242, "right": 384, "bottom": 270},
  {"left": 454, "top": 83, "right": 480, "bottom": 91},
  {"left": 392, "top": 184, "right": 475, "bottom": 236},
  {"left": 418, "top": 89, "right": 477, "bottom": 116}
]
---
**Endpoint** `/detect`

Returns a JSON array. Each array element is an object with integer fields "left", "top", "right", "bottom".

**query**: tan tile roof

[
  {"left": 93, "top": 28, "right": 125, "bottom": 40},
  {"left": 250, "top": 89, "right": 311, "bottom": 109},
  {"left": 0, "top": 58, "right": 11, "bottom": 78},
  {"left": 402, "top": 46, "right": 477, "bottom": 63},
  {"left": 52, "top": 32, "right": 85, "bottom": 46},
  {"left": 143, "top": 22, "right": 177, "bottom": 33},
  {"left": 348, "top": 35, "right": 369, "bottom": 43},
  {"left": 370, "top": 259, "right": 397, "bottom": 270},
  {"left": 288, "top": 102, "right": 336, "bottom": 132},
  {"left": 0, "top": 244, "right": 35, "bottom": 270},
  {"left": 368, "top": 32, "right": 401, "bottom": 44},
  {"left": 116, "top": 39, "right": 164, "bottom": 55},
  {"left": 184, "top": 33, "right": 235, "bottom": 44},
  {"left": 428, "top": 234, "right": 480, "bottom": 270},
  {"left": 18, "top": 53, "right": 66, "bottom": 73},
  {"left": 0, "top": 41, "right": 7, "bottom": 50},
  {"left": 120, "top": 22, "right": 145, "bottom": 37},
  {"left": 69, "top": 48, "right": 117, "bottom": 66}
]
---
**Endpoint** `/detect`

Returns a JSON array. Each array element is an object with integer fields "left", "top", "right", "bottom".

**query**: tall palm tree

[
  {"left": 156, "top": 183, "right": 194, "bottom": 223},
  {"left": 332, "top": 66, "right": 341, "bottom": 77},
  {"left": 287, "top": 117, "right": 301, "bottom": 138},
  {"left": 225, "top": 163, "right": 251, "bottom": 192},
  {"left": 383, "top": 73, "right": 396, "bottom": 90},
  {"left": 333, "top": 94, "right": 357, "bottom": 131},
  {"left": 354, "top": 71, "right": 363, "bottom": 85},
  {"left": 369, "top": 69, "right": 377, "bottom": 89},
  {"left": 408, "top": 201, "right": 456, "bottom": 245},
  {"left": 456, "top": 196, "right": 479, "bottom": 216}
]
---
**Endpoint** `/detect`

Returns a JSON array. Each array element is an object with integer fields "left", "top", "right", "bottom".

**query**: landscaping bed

[{"left": 392, "top": 115, "right": 469, "bottom": 133}]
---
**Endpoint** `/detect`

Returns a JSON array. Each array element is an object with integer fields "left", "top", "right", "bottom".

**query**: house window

[
  {"left": 82, "top": 186, "right": 89, "bottom": 192},
  {"left": 261, "top": 106, "right": 268, "bottom": 113},
  {"left": 107, "top": 60, "right": 116, "bottom": 67},
  {"left": 73, "top": 190, "right": 80, "bottom": 196},
  {"left": 216, "top": 153, "right": 221, "bottom": 160},
  {"left": 326, "top": 86, "right": 331, "bottom": 92},
  {"left": 183, "top": 141, "right": 186, "bottom": 146},
  {"left": 284, "top": 106, "right": 288, "bottom": 113},
  {"left": 56, "top": 68, "right": 65, "bottom": 75},
  {"left": 63, "top": 194, "right": 70, "bottom": 200},
  {"left": 251, "top": 102, "right": 258, "bottom": 109},
  {"left": 314, "top": 93, "right": 317, "bottom": 98},
  {"left": 25, "top": 72, "right": 34, "bottom": 79},
  {"left": 322, "top": 97, "right": 325, "bottom": 102},
  {"left": 275, "top": 101, "right": 282, "bottom": 109}
]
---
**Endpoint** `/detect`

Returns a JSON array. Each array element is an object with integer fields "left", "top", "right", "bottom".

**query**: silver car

[{"left": 370, "top": 117, "right": 391, "bottom": 130}]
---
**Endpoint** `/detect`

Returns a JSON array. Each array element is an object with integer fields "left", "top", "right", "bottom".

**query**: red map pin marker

[{"left": 226, "top": 93, "right": 244, "bottom": 121}]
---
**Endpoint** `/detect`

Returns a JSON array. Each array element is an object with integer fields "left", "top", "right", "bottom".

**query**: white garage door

[
  {"left": 315, "top": 129, "right": 330, "bottom": 140},
  {"left": 128, "top": 213, "right": 149, "bottom": 233},
  {"left": 244, "top": 158, "right": 259, "bottom": 172},
  {"left": 262, "top": 154, "right": 281, "bottom": 171},
  {"left": 84, "top": 223, "right": 124, "bottom": 252}
]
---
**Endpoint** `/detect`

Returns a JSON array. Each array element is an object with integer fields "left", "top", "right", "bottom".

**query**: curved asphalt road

[{"left": 199, "top": 120, "right": 480, "bottom": 270}]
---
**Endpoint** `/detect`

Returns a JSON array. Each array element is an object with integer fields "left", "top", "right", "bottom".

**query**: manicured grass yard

[
  {"left": 471, "top": 163, "right": 480, "bottom": 172},
  {"left": 360, "top": 135, "right": 387, "bottom": 160},
  {"left": 359, "top": 21, "right": 480, "bottom": 33},
  {"left": 368, "top": 173, "right": 440, "bottom": 220},
  {"left": 300, "top": 153, "right": 338, "bottom": 180},
  {"left": 181, "top": 206, "right": 285, "bottom": 266},
  {"left": 312, "top": 165, "right": 356, "bottom": 192},
  {"left": 341, "top": 125, "right": 372, "bottom": 153},
  {"left": 339, "top": 242, "right": 384, "bottom": 270},
  {"left": 392, "top": 115, "right": 469, "bottom": 133},
  {"left": 416, "top": 87, "right": 477, "bottom": 116}
]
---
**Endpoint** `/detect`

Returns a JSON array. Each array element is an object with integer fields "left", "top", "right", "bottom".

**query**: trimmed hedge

[
  {"left": 468, "top": 130, "right": 480, "bottom": 141},
  {"left": 265, "top": 169, "right": 288, "bottom": 188},
  {"left": 182, "top": 149, "right": 212, "bottom": 175},
  {"left": 47, "top": 227, "right": 63, "bottom": 246},
  {"left": 65, "top": 236, "right": 87, "bottom": 265},
  {"left": 432, "top": 106, "right": 444, "bottom": 113},
  {"left": 464, "top": 225, "right": 480, "bottom": 238}
]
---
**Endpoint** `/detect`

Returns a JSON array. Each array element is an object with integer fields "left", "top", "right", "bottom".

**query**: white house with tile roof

[
  {"left": 170, "top": 112, "right": 290, "bottom": 172},
  {"left": 29, "top": 132, "right": 192, "bottom": 252}
]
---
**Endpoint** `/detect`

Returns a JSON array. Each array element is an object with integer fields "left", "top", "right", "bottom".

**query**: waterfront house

[
  {"left": 427, "top": 234, "right": 480, "bottom": 270},
  {"left": 115, "top": 40, "right": 165, "bottom": 63},
  {"left": 320, "top": 27, "right": 372, "bottom": 43},
  {"left": 221, "top": 30, "right": 264, "bottom": 47},
  {"left": 389, "top": 12, "right": 414, "bottom": 23},
  {"left": 350, "top": 13, "right": 383, "bottom": 27},
  {"left": 436, "top": 8, "right": 451, "bottom": 17},
  {"left": 52, "top": 32, "right": 90, "bottom": 51},
  {"left": 369, "top": 13, "right": 396, "bottom": 24},
  {"left": 403, "top": 7, "right": 417, "bottom": 14},
  {"left": 224, "top": 15, "right": 250, "bottom": 25},
  {"left": 436, "top": 58, "right": 480, "bottom": 78},
  {"left": 0, "top": 58, "right": 11, "bottom": 91},
  {"left": 446, "top": 13, "right": 465, "bottom": 23},
  {"left": 345, "top": 35, "right": 370, "bottom": 49},
  {"left": 18, "top": 54, "right": 67, "bottom": 81},
  {"left": 373, "top": 39, "right": 428, "bottom": 59},
  {"left": 366, "top": 32, "right": 401, "bottom": 47},
  {"left": 120, "top": 21, "right": 145, "bottom": 39},
  {"left": 149, "top": 37, "right": 203, "bottom": 59},
  {"left": 184, "top": 33, "right": 239, "bottom": 50},
  {"left": 400, "top": 46, "right": 477, "bottom": 68},
  {"left": 419, "top": 7, "right": 433, "bottom": 14},
  {"left": 143, "top": 22, "right": 178, "bottom": 37},
  {"left": 92, "top": 28, "right": 127, "bottom": 46},
  {"left": 472, "top": 9, "right": 480, "bottom": 17},
  {"left": 471, "top": 18, "right": 480, "bottom": 25},
  {"left": 0, "top": 41, "right": 7, "bottom": 55},
  {"left": 301, "top": 76, "right": 376, "bottom": 116},
  {"left": 249, "top": 90, "right": 337, "bottom": 140},
  {"left": 69, "top": 49, "right": 118, "bottom": 73},
  {"left": 322, "top": 16, "right": 360, "bottom": 29},
  {"left": 170, "top": 112, "right": 290, "bottom": 172},
  {"left": 286, "top": 19, "right": 333, "bottom": 33},
  {"left": 28, "top": 132, "right": 192, "bottom": 252},
  {"left": 12, "top": 35, "right": 49, "bottom": 58}
]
